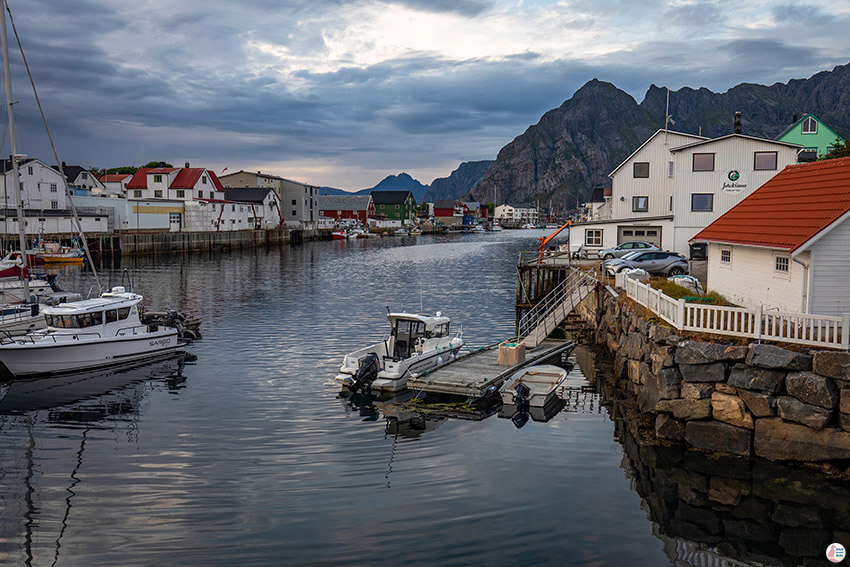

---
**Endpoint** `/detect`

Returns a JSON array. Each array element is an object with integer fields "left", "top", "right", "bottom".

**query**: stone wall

[{"left": 594, "top": 290, "right": 850, "bottom": 462}]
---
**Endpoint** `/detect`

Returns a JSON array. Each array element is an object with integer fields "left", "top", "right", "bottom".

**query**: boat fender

[{"left": 182, "top": 329, "right": 198, "bottom": 341}]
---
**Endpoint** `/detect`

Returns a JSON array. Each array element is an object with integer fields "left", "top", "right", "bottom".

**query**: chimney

[
  {"left": 61, "top": 161, "right": 66, "bottom": 167},
  {"left": 184, "top": 162, "right": 190, "bottom": 168},
  {"left": 733, "top": 111, "right": 742, "bottom": 134},
  {"left": 792, "top": 113, "right": 798, "bottom": 124}
]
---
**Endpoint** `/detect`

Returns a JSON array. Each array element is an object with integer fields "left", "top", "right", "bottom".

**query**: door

[
  {"left": 618, "top": 226, "right": 661, "bottom": 247},
  {"left": 169, "top": 213, "right": 182, "bottom": 232}
]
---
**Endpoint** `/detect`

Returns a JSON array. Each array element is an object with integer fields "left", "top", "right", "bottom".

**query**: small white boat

[
  {"left": 0, "top": 303, "right": 46, "bottom": 335},
  {"left": 521, "top": 223, "right": 537, "bottom": 229},
  {"left": 469, "top": 225, "right": 486, "bottom": 233},
  {"left": 0, "top": 286, "right": 179, "bottom": 378},
  {"left": 500, "top": 364, "right": 567, "bottom": 408},
  {"left": 336, "top": 311, "right": 464, "bottom": 392},
  {"left": 489, "top": 224, "right": 502, "bottom": 232},
  {"left": 408, "top": 228, "right": 422, "bottom": 236}
]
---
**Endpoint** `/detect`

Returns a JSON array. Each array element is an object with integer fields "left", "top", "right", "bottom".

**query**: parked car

[
  {"left": 605, "top": 251, "right": 688, "bottom": 276},
  {"left": 598, "top": 241, "right": 660, "bottom": 260}
]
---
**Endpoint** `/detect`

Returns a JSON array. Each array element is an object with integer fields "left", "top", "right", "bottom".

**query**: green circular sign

[{"left": 728, "top": 170, "right": 740, "bottom": 181}]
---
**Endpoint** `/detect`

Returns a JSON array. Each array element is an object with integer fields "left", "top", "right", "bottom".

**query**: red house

[{"left": 318, "top": 194, "right": 375, "bottom": 224}]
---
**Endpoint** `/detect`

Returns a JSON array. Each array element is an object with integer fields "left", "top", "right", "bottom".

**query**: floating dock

[{"left": 408, "top": 339, "right": 574, "bottom": 397}]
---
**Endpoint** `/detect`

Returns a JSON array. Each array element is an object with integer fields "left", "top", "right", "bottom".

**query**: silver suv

[{"left": 599, "top": 241, "right": 659, "bottom": 260}]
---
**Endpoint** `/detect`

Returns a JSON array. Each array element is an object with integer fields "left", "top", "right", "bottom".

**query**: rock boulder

[
  {"left": 755, "top": 418, "right": 850, "bottom": 461},
  {"left": 674, "top": 341, "right": 728, "bottom": 365},
  {"left": 785, "top": 371, "right": 838, "bottom": 409},
  {"left": 727, "top": 364, "right": 784, "bottom": 394},
  {"left": 680, "top": 362, "right": 727, "bottom": 382},
  {"left": 685, "top": 421, "right": 753, "bottom": 456},
  {"left": 656, "top": 398, "right": 712, "bottom": 420},
  {"left": 812, "top": 351, "right": 850, "bottom": 381},
  {"left": 776, "top": 396, "right": 832, "bottom": 429},
  {"left": 711, "top": 392, "right": 754, "bottom": 429},
  {"left": 738, "top": 389, "right": 776, "bottom": 418},
  {"left": 746, "top": 344, "right": 812, "bottom": 371}
]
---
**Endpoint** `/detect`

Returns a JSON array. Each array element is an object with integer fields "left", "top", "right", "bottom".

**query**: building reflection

[{"left": 578, "top": 345, "right": 850, "bottom": 567}]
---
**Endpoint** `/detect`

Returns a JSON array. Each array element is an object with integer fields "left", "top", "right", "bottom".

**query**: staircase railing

[{"left": 517, "top": 267, "right": 599, "bottom": 341}]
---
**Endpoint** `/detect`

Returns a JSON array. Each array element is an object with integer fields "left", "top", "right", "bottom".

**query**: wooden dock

[{"left": 408, "top": 339, "right": 574, "bottom": 397}]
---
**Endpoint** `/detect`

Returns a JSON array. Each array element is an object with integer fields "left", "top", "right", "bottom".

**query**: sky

[{"left": 0, "top": 0, "right": 848, "bottom": 190}]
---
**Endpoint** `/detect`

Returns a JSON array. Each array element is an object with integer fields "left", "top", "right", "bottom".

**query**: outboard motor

[
  {"left": 512, "top": 381, "right": 531, "bottom": 413},
  {"left": 349, "top": 352, "right": 380, "bottom": 393}
]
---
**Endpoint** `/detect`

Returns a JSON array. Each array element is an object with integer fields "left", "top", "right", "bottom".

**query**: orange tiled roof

[{"left": 691, "top": 156, "right": 850, "bottom": 253}]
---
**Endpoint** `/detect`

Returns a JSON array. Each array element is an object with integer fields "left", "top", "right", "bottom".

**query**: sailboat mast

[{"left": 0, "top": 0, "right": 28, "bottom": 301}]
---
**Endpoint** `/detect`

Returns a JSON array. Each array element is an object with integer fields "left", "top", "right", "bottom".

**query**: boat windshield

[
  {"left": 392, "top": 319, "right": 426, "bottom": 359},
  {"left": 428, "top": 323, "right": 450, "bottom": 338},
  {"left": 45, "top": 306, "right": 131, "bottom": 329}
]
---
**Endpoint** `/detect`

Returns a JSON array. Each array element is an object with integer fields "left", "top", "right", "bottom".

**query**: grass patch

[{"left": 649, "top": 280, "right": 734, "bottom": 306}]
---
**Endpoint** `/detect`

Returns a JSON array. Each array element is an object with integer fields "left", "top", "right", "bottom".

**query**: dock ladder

[{"left": 517, "top": 267, "right": 599, "bottom": 349}]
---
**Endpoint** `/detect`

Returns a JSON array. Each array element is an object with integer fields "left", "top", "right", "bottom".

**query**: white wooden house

[
  {"left": 569, "top": 129, "right": 801, "bottom": 257},
  {"left": 125, "top": 163, "right": 225, "bottom": 202},
  {"left": 692, "top": 156, "right": 850, "bottom": 316},
  {"left": 224, "top": 188, "right": 283, "bottom": 229}
]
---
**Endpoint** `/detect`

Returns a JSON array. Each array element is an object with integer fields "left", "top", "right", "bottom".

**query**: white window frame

[
  {"left": 719, "top": 247, "right": 732, "bottom": 269},
  {"left": 774, "top": 254, "right": 790, "bottom": 278},
  {"left": 802, "top": 117, "right": 817, "bottom": 134},
  {"left": 585, "top": 229, "right": 603, "bottom": 247},
  {"left": 632, "top": 196, "right": 649, "bottom": 212}
]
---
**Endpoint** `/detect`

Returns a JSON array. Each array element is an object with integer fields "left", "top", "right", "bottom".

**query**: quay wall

[
  {"left": 582, "top": 288, "right": 850, "bottom": 463},
  {"left": 118, "top": 228, "right": 330, "bottom": 255}
]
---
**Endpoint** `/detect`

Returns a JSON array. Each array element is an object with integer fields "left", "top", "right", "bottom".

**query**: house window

[
  {"left": 693, "top": 153, "right": 715, "bottom": 171},
  {"left": 291, "top": 199, "right": 296, "bottom": 206},
  {"left": 176, "top": 190, "right": 185, "bottom": 198},
  {"left": 134, "top": 190, "right": 142, "bottom": 198},
  {"left": 668, "top": 161, "right": 673, "bottom": 177},
  {"left": 291, "top": 210, "right": 296, "bottom": 216},
  {"left": 634, "top": 230, "right": 645, "bottom": 236},
  {"left": 585, "top": 229, "right": 602, "bottom": 247},
  {"left": 720, "top": 249, "right": 731, "bottom": 264},
  {"left": 27, "top": 166, "right": 33, "bottom": 175},
  {"left": 775, "top": 255, "right": 790, "bottom": 273},
  {"left": 81, "top": 172, "right": 88, "bottom": 179},
  {"left": 802, "top": 116, "right": 817, "bottom": 134},
  {"left": 395, "top": 204, "right": 400, "bottom": 209},
  {"left": 691, "top": 193, "right": 714, "bottom": 212},
  {"left": 50, "top": 200, "right": 58, "bottom": 209},
  {"left": 632, "top": 196, "right": 648, "bottom": 212},
  {"left": 669, "top": 196, "right": 673, "bottom": 211},
  {"left": 154, "top": 174, "right": 163, "bottom": 183},
  {"left": 622, "top": 230, "right": 633, "bottom": 236},
  {"left": 202, "top": 175, "right": 207, "bottom": 184},
  {"left": 232, "top": 205, "right": 235, "bottom": 211},
  {"left": 754, "top": 151, "right": 777, "bottom": 170},
  {"left": 633, "top": 162, "right": 649, "bottom": 178},
  {"left": 50, "top": 183, "right": 57, "bottom": 192},
  {"left": 646, "top": 230, "right": 657, "bottom": 237},
  {"left": 154, "top": 190, "right": 163, "bottom": 198}
]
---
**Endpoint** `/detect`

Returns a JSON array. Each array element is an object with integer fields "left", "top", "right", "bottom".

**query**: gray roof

[
  {"left": 370, "top": 190, "right": 414, "bottom": 205},
  {"left": 434, "top": 199, "right": 460, "bottom": 208},
  {"left": 225, "top": 187, "right": 274, "bottom": 203},
  {"left": 319, "top": 194, "right": 372, "bottom": 211}
]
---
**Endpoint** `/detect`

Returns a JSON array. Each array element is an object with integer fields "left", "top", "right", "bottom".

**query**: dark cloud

[
  {"left": 771, "top": 3, "right": 832, "bottom": 24},
  {"left": 0, "top": 0, "right": 843, "bottom": 188}
]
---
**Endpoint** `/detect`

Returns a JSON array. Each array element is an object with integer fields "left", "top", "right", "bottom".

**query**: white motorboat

[
  {"left": 0, "top": 286, "right": 179, "bottom": 378},
  {"left": 336, "top": 311, "right": 464, "bottom": 392},
  {"left": 469, "top": 225, "right": 486, "bottom": 233},
  {"left": 489, "top": 224, "right": 502, "bottom": 232},
  {"left": 499, "top": 364, "right": 568, "bottom": 408},
  {"left": 0, "top": 303, "right": 46, "bottom": 335}
]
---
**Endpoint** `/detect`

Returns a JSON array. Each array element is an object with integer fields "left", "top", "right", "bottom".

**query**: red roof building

[
  {"left": 126, "top": 164, "right": 225, "bottom": 201},
  {"left": 692, "top": 156, "right": 850, "bottom": 315}
]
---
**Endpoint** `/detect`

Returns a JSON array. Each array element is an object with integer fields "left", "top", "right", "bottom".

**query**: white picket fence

[{"left": 615, "top": 272, "right": 850, "bottom": 350}]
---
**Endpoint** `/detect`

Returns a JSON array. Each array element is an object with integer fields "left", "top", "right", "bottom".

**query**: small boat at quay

[
  {"left": 500, "top": 364, "right": 568, "bottom": 408},
  {"left": 336, "top": 311, "right": 464, "bottom": 392},
  {"left": 0, "top": 286, "right": 179, "bottom": 378}
]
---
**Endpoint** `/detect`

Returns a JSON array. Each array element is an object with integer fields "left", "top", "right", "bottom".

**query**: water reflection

[
  {"left": 0, "top": 355, "right": 189, "bottom": 566},
  {"left": 582, "top": 344, "right": 850, "bottom": 567}
]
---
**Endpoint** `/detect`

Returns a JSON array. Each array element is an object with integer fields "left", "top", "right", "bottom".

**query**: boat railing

[
  {"left": 0, "top": 330, "right": 104, "bottom": 344},
  {"left": 116, "top": 324, "right": 152, "bottom": 337}
]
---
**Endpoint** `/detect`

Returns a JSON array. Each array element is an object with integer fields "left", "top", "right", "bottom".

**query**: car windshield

[{"left": 620, "top": 251, "right": 644, "bottom": 260}]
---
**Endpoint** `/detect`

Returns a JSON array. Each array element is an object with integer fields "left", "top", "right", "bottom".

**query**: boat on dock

[
  {"left": 336, "top": 311, "right": 464, "bottom": 393},
  {"left": 499, "top": 364, "right": 567, "bottom": 408},
  {"left": 0, "top": 286, "right": 180, "bottom": 378}
]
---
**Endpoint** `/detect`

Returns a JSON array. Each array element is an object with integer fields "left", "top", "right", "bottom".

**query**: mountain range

[
  {"left": 466, "top": 63, "right": 850, "bottom": 209},
  {"left": 319, "top": 172, "right": 429, "bottom": 201}
]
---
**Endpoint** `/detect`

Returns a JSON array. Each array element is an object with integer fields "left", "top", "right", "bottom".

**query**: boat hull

[
  {"left": 499, "top": 364, "right": 567, "bottom": 407},
  {"left": 337, "top": 342, "right": 463, "bottom": 392},
  {"left": 0, "top": 330, "right": 179, "bottom": 377}
]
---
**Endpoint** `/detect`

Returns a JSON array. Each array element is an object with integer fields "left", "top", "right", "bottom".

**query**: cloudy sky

[{"left": 1, "top": 0, "right": 847, "bottom": 189}]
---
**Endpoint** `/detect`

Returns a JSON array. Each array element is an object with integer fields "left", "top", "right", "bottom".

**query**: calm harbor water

[{"left": 1, "top": 230, "right": 848, "bottom": 566}]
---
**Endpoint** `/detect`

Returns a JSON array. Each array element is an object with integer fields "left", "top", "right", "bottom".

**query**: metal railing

[
  {"left": 517, "top": 267, "right": 599, "bottom": 341},
  {"left": 616, "top": 272, "right": 850, "bottom": 350}
]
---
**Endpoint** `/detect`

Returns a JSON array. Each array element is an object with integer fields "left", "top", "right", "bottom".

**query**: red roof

[
  {"left": 98, "top": 173, "right": 132, "bottom": 183},
  {"left": 692, "top": 156, "right": 850, "bottom": 253},
  {"left": 125, "top": 167, "right": 225, "bottom": 192}
]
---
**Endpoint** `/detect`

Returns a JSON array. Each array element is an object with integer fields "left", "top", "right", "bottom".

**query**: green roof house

[
  {"left": 370, "top": 190, "right": 417, "bottom": 224},
  {"left": 777, "top": 113, "right": 845, "bottom": 162}
]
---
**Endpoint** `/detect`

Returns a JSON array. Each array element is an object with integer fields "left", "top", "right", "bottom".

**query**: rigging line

[
  {"left": 4, "top": 1, "right": 102, "bottom": 293},
  {"left": 51, "top": 427, "right": 88, "bottom": 567}
]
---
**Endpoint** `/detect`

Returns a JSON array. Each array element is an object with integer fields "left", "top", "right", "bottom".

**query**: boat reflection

[
  {"left": 499, "top": 397, "right": 566, "bottom": 428},
  {"left": 0, "top": 352, "right": 191, "bottom": 418}
]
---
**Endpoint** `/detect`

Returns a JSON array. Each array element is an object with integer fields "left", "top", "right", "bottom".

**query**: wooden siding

[
  {"left": 811, "top": 218, "right": 850, "bottom": 316},
  {"left": 610, "top": 131, "right": 703, "bottom": 219}
]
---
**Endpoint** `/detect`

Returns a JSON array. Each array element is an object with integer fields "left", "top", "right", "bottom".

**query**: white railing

[
  {"left": 615, "top": 272, "right": 850, "bottom": 350},
  {"left": 517, "top": 267, "right": 598, "bottom": 339}
]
